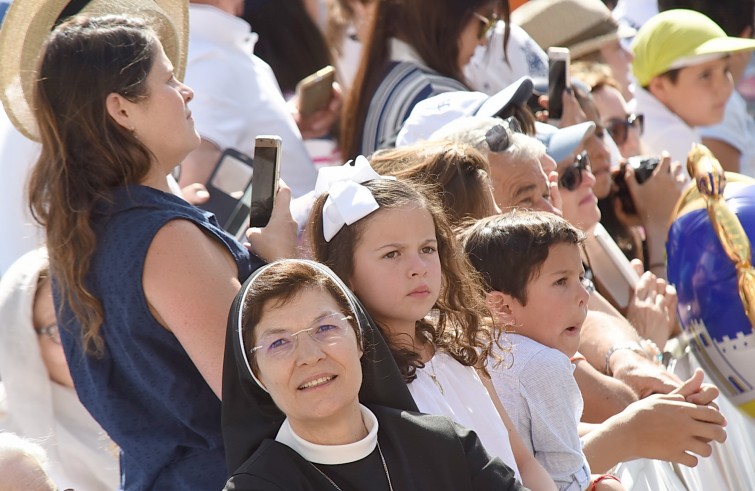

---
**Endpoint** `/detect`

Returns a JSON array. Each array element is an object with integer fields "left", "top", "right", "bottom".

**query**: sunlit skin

[
  {"left": 457, "top": 3, "right": 496, "bottom": 69},
  {"left": 501, "top": 243, "right": 589, "bottom": 357},
  {"left": 580, "top": 99, "right": 613, "bottom": 200},
  {"left": 349, "top": 204, "right": 442, "bottom": 351},
  {"left": 592, "top": 85, "right": 642, "bottom": 158},
  {"left": 649, "top": 56, "right": 733, "bottom": 128},
  {"left": 490, "top": 152, "right": 556, "bottom": 213},
  {"left": 598, "top": 40, "right": 634, "bottom": 101},
  {"left": 558, "top": 150, "right": 601, "bottom": 232},
  {"left": 110, "top": 40, "right": 200, "bottom": 181},
  {"left": 254, "top": 288, "right": 365, "bottom": 445}
]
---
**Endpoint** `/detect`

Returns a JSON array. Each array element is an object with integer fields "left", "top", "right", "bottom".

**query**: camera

[{"left": 613, "top": 156, "right": 660, "bottom": 214}]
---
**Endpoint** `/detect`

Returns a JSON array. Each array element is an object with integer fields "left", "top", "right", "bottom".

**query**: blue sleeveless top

[{"left": 55, "top": 185, "right": 264, "bottom": 490}]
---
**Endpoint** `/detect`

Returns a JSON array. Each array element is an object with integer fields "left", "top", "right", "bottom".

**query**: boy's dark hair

[
  {"left": 460, "top": 211, "right": 584, "bottom": 305},
  {"left": 657, "top": 0, "right": 755, "bottom": 37}
]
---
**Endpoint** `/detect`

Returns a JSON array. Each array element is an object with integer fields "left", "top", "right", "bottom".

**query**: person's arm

[
  {"left": 701, "top": 137, "right": 741, "bottom": 173},
  {"left": 581, "top": 370, "right": 727, "bottom": 473},
  {"left": 178, "top": 138, "right": 222, "bottom": 187},
  {"left": 580, "top": 294, "right": 682, "bottom": 398},
  {"left": 143, "top": 219, "right": 240, "bottom": 399},
  {"left": 573, "top": 358, "right": 637, "bottom": 423},
  {"left": 478, "top": 373, "right": 557, "bottom": 491},
  {"left": 624, "top": 260, "right": 679, "bottom": 349}
]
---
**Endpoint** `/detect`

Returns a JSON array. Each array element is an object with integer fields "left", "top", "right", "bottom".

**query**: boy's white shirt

[{"left": 632, "top": 86, "right": 701, "bottom": 164}]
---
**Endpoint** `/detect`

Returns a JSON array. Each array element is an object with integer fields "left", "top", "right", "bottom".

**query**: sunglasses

[
  {"left": 473, "top": 11, "right": 499, "bottom": 40},
  {"left": 605, "top": 113, "right": 644, "bottom": 145},
  {"left": 483, "top": 117, "right": 522, "bottom": 153},
  {"left": 558, "top": 151, "right": 592, "bottom": 191}
]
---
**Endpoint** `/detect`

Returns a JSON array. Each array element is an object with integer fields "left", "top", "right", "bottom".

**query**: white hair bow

[{"left": 315, "top": 156, "right": 393, "bottom": 242}]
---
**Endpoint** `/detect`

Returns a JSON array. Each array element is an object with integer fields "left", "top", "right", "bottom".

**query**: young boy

[
  {"left": 631, "top": 9, "right": 755, "bottom": 164},
  {"left": 461, "top": 211, "right": 593, "bottom": 491}
]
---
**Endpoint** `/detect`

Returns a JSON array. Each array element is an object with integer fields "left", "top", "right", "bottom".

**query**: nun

[{"left": 221, "top": 259, "right": 525, "bottom": 490}]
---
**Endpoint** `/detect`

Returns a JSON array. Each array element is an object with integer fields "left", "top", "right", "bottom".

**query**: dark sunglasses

[
  {"left": 558, "top": 151, "right": 592, "bottom": 191},
  {"left": 484, "top": 117, "right": 522, "bottom": 153},
  {"left": 473, "top": 11, "right": 499, "bottom": 39},
  {"left": 605, "top": 113, "right": 644, "bottom": 145}
]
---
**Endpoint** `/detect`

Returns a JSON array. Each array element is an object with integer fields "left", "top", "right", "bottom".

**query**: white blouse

[{"left": 408, "top": 352, "right": 521, "bottom": 481}]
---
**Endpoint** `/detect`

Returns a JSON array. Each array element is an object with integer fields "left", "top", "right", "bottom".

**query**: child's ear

[
  {"left": 647, "top": 75, "right": 670, "bottom": 102},
  {"left": 485, "top": 291, "right": 516, "bottom": 325}
]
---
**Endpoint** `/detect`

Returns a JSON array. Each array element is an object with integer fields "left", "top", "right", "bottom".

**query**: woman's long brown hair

[{"left": 28, "top": 16, "right": 157, "bottom": 355}]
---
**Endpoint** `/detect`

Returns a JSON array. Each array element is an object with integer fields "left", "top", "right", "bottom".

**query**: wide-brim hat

[
  {"left": 0, "top": 0, "right": 188, "bottom": 141},
  {"left": 512, "top": 0, "right": 635, "bottom": 59},
  {"left": 396, "top": 77, "right": 533, "bottom": 147},
  {"left": 631, "top": 9, "right": 755, "bottom": 87}
]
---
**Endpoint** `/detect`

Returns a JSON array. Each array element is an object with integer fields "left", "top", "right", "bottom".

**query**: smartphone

[
  {"left": 295, "top": 65, "right": 336, "bottom": 116},
  {"left": 592, "top": 223, "right": 641, "bottom": 289},
  {"left": 548, "top": 47, "right": 570, "bottom": 120},
  {"left": 201, "top": 148, "right": 253, "bottom": 226},
  {"left": 249, "top": 136, "right": 281, "bottom": 228}
]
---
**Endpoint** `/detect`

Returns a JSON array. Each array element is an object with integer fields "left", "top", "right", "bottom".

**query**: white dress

[{"left": 408, "top": 351, "right": 521, "bottom": 481}]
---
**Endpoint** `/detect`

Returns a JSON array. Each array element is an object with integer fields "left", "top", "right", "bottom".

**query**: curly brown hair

[{"left": 308, "top": 178, "right": 500, "bottom": 382}]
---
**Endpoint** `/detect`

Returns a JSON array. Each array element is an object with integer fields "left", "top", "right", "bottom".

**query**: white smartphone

[
  {"left": 548, "top": 47, "right": 570, "bottom": 120},
  {"left": 249, "top": 136, "right": 282, "bottom": 228}
]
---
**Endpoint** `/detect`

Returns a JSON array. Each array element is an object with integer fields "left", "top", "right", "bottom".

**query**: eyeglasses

[
  {"left": 34, "top": 323, "right": 61, "bottom": 345},
  {"left": 605, "top": 113, "right": 644, "bottom": 145},
  {"left": 473, "top": 11, "right": 499, "bottom": 40},
  {"left": 483, "top": 117, "right": 522, "bottom": 153},
  {"left": 558, "top": 151, "right": 592, "bottom": 191},
  {"left": 251, "top": 313, "right": 354, "bottom": 361}
]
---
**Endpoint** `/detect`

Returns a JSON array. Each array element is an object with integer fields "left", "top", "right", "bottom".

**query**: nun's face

[{"left": 254, "top": 288, "right": 363, "bottom": 430}]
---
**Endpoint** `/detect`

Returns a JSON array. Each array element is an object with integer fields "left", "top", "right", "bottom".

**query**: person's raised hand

[
  {"left": 625, "top": 259, "right": 678, "bottom": 348},
  {"left": 245, "top": 181, "right": 298, "bottom": 261},
  {"left": 291, "top": 82, "right": 343, "bottom": 140}
]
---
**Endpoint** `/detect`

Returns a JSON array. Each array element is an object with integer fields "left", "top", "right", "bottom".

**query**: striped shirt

[{"left": 360, "top": 61, "right": 468, "bottom": 156}]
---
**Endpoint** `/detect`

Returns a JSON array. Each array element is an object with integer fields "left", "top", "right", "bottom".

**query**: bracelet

[
  {"left": 605, "top": 342, "right": 645, "bottom": 376},
  {"left": 591, "top": 474, "right": 621, "bottom": 490}
]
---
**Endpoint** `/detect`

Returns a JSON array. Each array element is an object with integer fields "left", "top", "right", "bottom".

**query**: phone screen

[
  {"left": 201, "top": 150, "right": 253, "bottom": 227},
  {"left": 249, "top": 143, "right": 279, "bottom": 228},
  {"left": 548, "top": 58, "right": 568, "bottom": 120}
]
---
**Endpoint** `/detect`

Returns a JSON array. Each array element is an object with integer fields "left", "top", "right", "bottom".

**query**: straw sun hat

[{"left": 0, "top": 0, "right": 188, "bottom": 141}]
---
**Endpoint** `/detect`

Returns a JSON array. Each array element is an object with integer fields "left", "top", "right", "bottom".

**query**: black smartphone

[
  {"left": 548, "top": 47, "right": 570, "bottom": 121},
  {"left": 249, "top": 136, "right": 281, "bottom": 228},
  {"left": 201, "top": 148, "right": 253, "bottom": 226}
]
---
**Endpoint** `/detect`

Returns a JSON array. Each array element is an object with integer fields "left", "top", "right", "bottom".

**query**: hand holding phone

[
  {"left": 548, "top": 47, "right": 570, "bottom": 121},
  {"left": 250, "top": 136, "right": 282, "bottom": 228},
  {"left": 295, "top": 66, "right": 336, "bottom": 116}
]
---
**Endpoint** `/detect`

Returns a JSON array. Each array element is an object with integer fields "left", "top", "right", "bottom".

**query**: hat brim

[
  {"left": 476, "top": 76, "right": 534, "bottom": 117},
  {"left": 537, "top": 121, "right": 595, "bottom": 164},
  {"left": 569, "top": 27, "right": 636, "bottom": 59},
  {"left": 0, "top": 0, "right": 188, "bottom": 141}
]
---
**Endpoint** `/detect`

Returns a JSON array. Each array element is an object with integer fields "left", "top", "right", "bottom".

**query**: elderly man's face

[{"left": 488, "top": 152, "right": 559, "bottom": 214}]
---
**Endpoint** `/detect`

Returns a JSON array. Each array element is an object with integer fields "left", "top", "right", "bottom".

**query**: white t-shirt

[
  {"left": 465, "top": 21, "right": 548, "bottom": 96},
  {"left": 408, "top": 351, "right": 521, "bottom": 481},
  {"left": 700, "top": 91, "right": 755, "bottom": 176},
  {"left": 185, "top": 5, "right": 318, "bottom": 197},
  {"left": 633, "top": 86, "right": 701, "bottom": 164}
]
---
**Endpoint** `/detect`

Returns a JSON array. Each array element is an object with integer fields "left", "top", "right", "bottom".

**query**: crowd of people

[{"left": 0, "top": 0, "right": 754, "bottom": 490}]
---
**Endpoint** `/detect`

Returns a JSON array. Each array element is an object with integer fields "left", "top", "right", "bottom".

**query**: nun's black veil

[{"left": 221, "top": 260, "right": 418, "bottom": 473}]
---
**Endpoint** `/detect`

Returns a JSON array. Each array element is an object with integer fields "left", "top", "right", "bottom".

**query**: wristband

[
  {"left": 605, "top": 342, "right": 645, "bottom": 376},
  {"left": 591, "top": 474, "right": 621, "bottom": 490}
]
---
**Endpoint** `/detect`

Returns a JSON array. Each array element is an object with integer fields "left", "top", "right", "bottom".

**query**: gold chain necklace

[
  {"left": 427, "top": 356, "right": 445, "bottom": 395},
  {"left": 311, "top": 442, "right": 394, "bottom": 491}
]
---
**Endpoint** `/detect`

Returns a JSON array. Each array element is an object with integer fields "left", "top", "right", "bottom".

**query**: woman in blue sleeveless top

[{"left": 22, "top": 14, "right": 292, "bottom": 491}]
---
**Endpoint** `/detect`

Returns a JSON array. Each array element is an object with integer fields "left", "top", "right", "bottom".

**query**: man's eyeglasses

[
  {"left": 473, "top": 11, "right": 499, "bottom": 40},
  {"left": 484, "top": 117, "right": 522, "bottom": 153},
  {"left": 35, "top": 323, "right": 61, "bottom": 344},
  {"left": 558, "top": 151, "right": 592, "bottom": 191},
  {"left": 605, "top": 113, "right": 643, "bottom": 145},
  {"left": 251, "top": 313, "right": 354, "bottom": 361}
]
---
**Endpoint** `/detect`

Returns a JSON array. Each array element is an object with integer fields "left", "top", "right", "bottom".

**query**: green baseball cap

[{"left": 631, "top": 9, "right": 755, "bottom": 87}]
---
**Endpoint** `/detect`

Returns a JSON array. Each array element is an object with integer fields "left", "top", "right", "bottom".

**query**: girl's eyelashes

[
  {"left": 421, "top": 245, "right": 437, "bottom": 254},
  {"left": 383, "top": 250, "right": 399, "bottom": 259}
]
